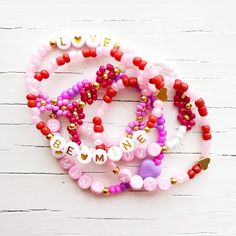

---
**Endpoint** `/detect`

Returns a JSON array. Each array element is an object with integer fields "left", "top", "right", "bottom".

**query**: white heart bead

[
  {"left": 132, "top": 130, "right": 148, "bottom": 145},
  {"left": 51, "top": 149, "right": 65, "bottom": 159},
  {"left": 77, "top": 147, "right": 92, "bottom": 164},
  {"left": 71, "top": 35, "right": 86, "bottom": 48},
  {"left": 50, "top": 136, "right": 66, "bottom": 151},
  {"left": 92, "top": 149, "right": 107, "bottom": 165},
  {"left": 107, "top": 146, "right": 122, "bottom": 161}
]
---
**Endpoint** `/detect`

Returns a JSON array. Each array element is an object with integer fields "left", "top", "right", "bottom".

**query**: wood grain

[{"left": 0, "top": 0, "right": 236, "bottom": 235}]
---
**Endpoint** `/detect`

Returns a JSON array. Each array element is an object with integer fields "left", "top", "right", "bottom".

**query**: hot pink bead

[
  {"left": 122, "top": 151, "right": 135, "bottom": 162},
  {"left": 90, "top": 181, "right": 104, "bottom": 195},
  {"left": 78, "top": 175, "right": 92, "bottom": 189},
  {"left": 46, "top": 118, "right": 61, "bottom": 132},
  {"left": 130, "top": 175, "right": 143, "bottom": 190},
  {"left": 59, "top": 157, "right": 75, "bottom": 170},
  {"left": 134, "top": 146, "right": 147, "bottom": 159},
  {"left": 118, "top": 168, "right": 132, "bottom": 183},
  {"left": 68, "top": 165, "right": 83, "bottom": 180},
  {"left": 156, "top": 177, "right": 171, "bottom": 191},
  {"left": 147, "top": 143, "right": 161, "bottom": 157},
  {"left": 143, "top": 177, "right": 157, "bottom": 191}
]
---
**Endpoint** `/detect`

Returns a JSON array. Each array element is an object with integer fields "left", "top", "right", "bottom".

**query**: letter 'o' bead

[{"left": 156, "top": 177, "right": 171, "bottom": 191}]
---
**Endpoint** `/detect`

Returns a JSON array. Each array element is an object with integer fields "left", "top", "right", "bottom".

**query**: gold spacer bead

[
  {"left": 93, "top": 82, "right": 100, "bottom": 90},
  {"left": 184, "top": 115, "right": 190, "bottom": 121},
  {"left": 112, "top": 167, "right": 120, "bottom": 175},
  {"left": 46, "top": 133, "right": 54, "bottom": 141},
  {"left": 136, "top": 116, "right": 143, "bottom": 122},
  {"left": 114, "top": 67, "right": 121, "bottom": 75},
  {"left": 61, "top": 105, "right": 67, "bottom": 111},
  {"left": 41, "top": 100, "right": 46, "bottom": 106},
  {"left": 102, "top": 73, "right": 108, "bottom": 79},
  {"left": 49, "top": 113, "right": 56, "bottom": 118},
  {"left": 73, "top": 111, "right": 78, "bottom": 117},
  {"left": 140, "top": 95, "right": 148, "bottom": 102},
  {"left": 78, "top": 101, "right": 86, "bottom": 108},
  {"left": 113, "top": 42, "right": 121, "bottom": 49},
  {"left": 68, "top": 123, "right": 76, "bottom": 130},
  {"left": 51, "top": 98, "right": 58, "bottom": 105},
  {"left": 161, "top": 145, "right": 169, "bottom": 153},
  {"left": 87, "top": 92, "right": 92, "bottom": 98},
  {"left": 185, "top": 103, "right": 192, "bottom": 109},
  {"left": 171, "top": 177, "right": 177, "bottom": 185},
  {"left": 103, "top": 187, "right": 110, "bottom": 196},
  {"left": 134, "top": 126, "right": 139, "bottom": 131},
  {"left": 144, "top": 127, "right": 151, "bottom": 133},
  {"left": 127, "top": 134, "right": 132, "bottom": 138},
  {"left": 49, "top": 39, "right": 57, "bottom": 48}
]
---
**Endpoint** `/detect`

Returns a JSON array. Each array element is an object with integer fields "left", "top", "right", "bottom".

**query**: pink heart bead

[
  {"left": 68, "top": 165, "right": 82, "bottom": 180},
  {"left": 78, "top": 175, "right": 92, "bottom": 190}
]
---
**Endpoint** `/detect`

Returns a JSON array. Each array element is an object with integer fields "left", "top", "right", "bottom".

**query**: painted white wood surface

[{"left": 0, "top": 0, "right": 236, "bottom": 235}]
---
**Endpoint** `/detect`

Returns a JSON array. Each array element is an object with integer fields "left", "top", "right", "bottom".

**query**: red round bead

[
  {"left": 201, "top": 125, "right": 210, "bottom": 133},
  {"left": 150, "top": 75, "right": 163, "bottom": 86},
  {"left": 110, "top": 48, "right": 118, "bottom": 57},
  {"left": 26, "top": 94, "right": 36, "bottom": 100},
  {"left": 41, "top": 70, "right": 49, "bottom": 79},
  {"left": 56, "top": 57, "right": 65, "bottom": 66},
  {"left": 139, "top": 60, "right": 147, "bottom": 70},
  {"left": 94, "top": 125, "right": 104, "bottom": 133},
  {"left": 34, "top": 72, "right": 43, "bottom": 81},
  {"left": 41, "top": 127, "right": 51, "bottom": 135},
  {"left": 96, "top": 144, "right": 106, "bottom": 150},
  {"left": 133, "top": 57, "right": 142, "bottom": 66},
  {"left": 192, "top": 164, "right": 202, "bottom": 174},
  {"left": 122, "top": 76, "right": 130, "bottom": 87},
  {"left": 36, "top": 121, "right": 45, "bottom": 130},
  {"left": 107, "top": 88, "right": 117, "bottom": 97},
  {"left": 202, "top": 132, "right": 212, "bottom": 140},
  {"left": 93, "top": 117, "right": 102, "bottom": 125},
  {"left": 114, "top": 51, "right": 123, "bottom": 61},
  {"left": 82, "top": 49, "right": 90, "bottom": 58},
  {"left": 146, "top": 121, "right": 155, "bottom": 128},
  {"left": 156, "top": 81, "right": 165, "bottom": 90},
  {"left": 195, "top": 98, "right": 205, "bottom": 108},
  {"left": 63, "top": 53, "right": 70, "bottom": 63},
  {"left": 103, "top": 95, "right": 112, "bottom": 103},
  {"left": 129, "top": 77, "right": 138, "bottom": 87},
  {"left": 187, "top": 169, "right": 196, "bottom": 179},
  {"left": 180, "top": 82, "right": 189, "bottom": 92},
  {"left": 148, "top": 115, "right": 157, "bottom": 123},
  {"left": 173, "top": 79, "right": 182, "bottom": 90},
  {"left": 198, "top": 106, "right": 208, "bottom": 116},
  {"left": 90, "top": 48, "right": 97, "bottom": 57},
  {"left": 27, "top": 100, "right": 37, "bottom": 108}
]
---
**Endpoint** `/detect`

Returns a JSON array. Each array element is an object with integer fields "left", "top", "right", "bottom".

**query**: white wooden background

[{"left": 1, "top": 0, "right": 236, "bottom": 235}]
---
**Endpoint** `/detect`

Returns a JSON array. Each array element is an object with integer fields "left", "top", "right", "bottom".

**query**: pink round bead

[
  {"left": 47, "top": 118, "right": 61, "bottom": 132},
  {"left": 118, "top": 168, "right": 132, "bottom": 183},
  {"left": 90, "top": 181, "right": 104, "bottom": 195},
  {"left": 143, "top": 177, "right": 157, "bottom": 192},
  {"left": 59, "top": 157, "right": 75, "bottom": 170},
  {"left": 147, "top": 143, "right": 161, "bottom": 157},
  {"left": 134, "top": 146, "right": 147, "bottom": 159},
  {"left": 78, "top": 175, "right": 93, "bottom": 190},
  {"left": 130, "top": 175, "right": 143, "bottom": 190},
  {"left": 68, "top": 165, "right": 82, "bottom": 180},
  {"left": 156, "top": 177, "right": 171, "bottom": 191},
  {"left": 122, "top": 151, "right": 135, "bottom": 162}
]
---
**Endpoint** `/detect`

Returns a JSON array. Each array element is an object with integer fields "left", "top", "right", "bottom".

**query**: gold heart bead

[
  {"left": 198, "top": 157, "right": 211, "bottom": 170},
  {"left": 81, "top": 154, "right": 88, "bottom": 160},
  {"left": 74, "top": 36, "right": 82, "bottom": 43},
  {"left": 156, "top": 87, "right": 168, "bottom": 102}
]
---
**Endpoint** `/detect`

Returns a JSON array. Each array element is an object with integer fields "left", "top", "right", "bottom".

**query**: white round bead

[
  {"left": 50, "top": 136, "right": 66, "bottom": 151},
  {"left": 119, "top": 137, "right": 135, "bottom": 153},
  {"left": 92, "top": 149, "right": 107, "bottom": 165},
  {"left": 77, "top": 147, "right": 92, "bottom": 164},
  {"left": 175, "top": 132, "right": 184, "bottom": 140},
  {"left": 179, "top": 125, "right": 187, "bottom": 134},
  {"left": 165, "top": 140, "right": 175, "bottom": 150},
  {"left": 172, "top": 138, "right": 180, "bottom": 147},
  {"left": 130, "top": 175, "right": 144, "bottom": 190},
  {"left": 107, "top": 146, "right": 123, "bottom": 161},
  {"left": 132, "top": 130, "right": 148, "bottom": 145},
  {"left": 56, "top": 37, "right": 71, "bottom": 50},
  {"left": 86, "top": 35, "right": 100, "bottom": 48},
  {"left": 71, "top": 35, "right": 86, "bottom": 48},
  {"left": 64, "top": 142, "right": 80, "bottom": 158}
]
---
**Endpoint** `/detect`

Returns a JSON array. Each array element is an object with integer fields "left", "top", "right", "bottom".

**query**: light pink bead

[
  {"left": 156, "top": 177, "right": 171, "bottom": 191},
  {"left": 143, "top": 177, "right": 157, "bottom": 191},
  {"left": 50, "top": 59, "right": 59, "bottom": 70},
  {"left": 201, "top": 140, "right": 212, "bottom": 156},
  {"left": 30, "top": 107, "right": 40, "bottom": 116},
  {"left": 90, "top": 181, "right": 104, "bottom": 194},
  {"left": 94, "top": 139, "right": 103, "bottom": 146},
  {"left": 97, "top": 108, "right": 104, "bottom": 117},
  {"left": 68, "top": 51, "right": 79, "bottom": 61},
  {"left": 117, "top": 80, "right": 125, "bottom": 89},
  {"left": 59, "top": 157, "right": 75, "bottom": 170},
  {"left": 26, "top": 64, "right": 35, "bottom": 73},
  {"left": 68, "top": 165, "right": 83, "bottom": 180},
  {"left": 130, "top": 175, "right": 143, "bottom": 190},
  {"left": 153, "top": 100, "right": 164, "bottom": 108},
  {"left": 96, "top": 47, "right": 102, "bottom": 57},
  {"left": 78, "top": 175, "right": 93, "bottom": 189},
  {"left": 118, "top": 169, "right": 132, "bottom": 183},
  {"left": 45, "top": 65, "right": 54, "bottom": 74},
  {"left": 185, "top": 89, "right": 200, "bottom": 102},
  {"left": 147, "top": 143, "right": 161, "bottom": 157},
  {"left": 31, "top": 116, "right": 41, "bottom": 124},
  {"left": 78, "top": 125, "right": 86, "bottom": 134},
  {"left": 200, "top": 116, "right": 210, "bottom": 126},
  {"left": 101, "top": 47, "right": 111, "bottom": 56},
  {"left": 122, "top": 151, "right": 135, "bottom": 162},
  {"left": 31, "top": 58, "right": 40, "bottom": 67},
  {"left": 134, "top": 146, "right": 147, "bottom": 159},
  {"left": 47, "top": 119, "right": 61, "bottom": 132},
  {"left": 152, "top": 108, "right": 162, "bottom": 117}
]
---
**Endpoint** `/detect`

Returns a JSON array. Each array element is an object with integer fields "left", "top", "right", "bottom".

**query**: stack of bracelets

[{"left": 25, "top": 35, "right": 212, "bottom": 196}]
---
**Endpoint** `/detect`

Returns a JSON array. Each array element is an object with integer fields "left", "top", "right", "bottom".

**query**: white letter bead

[
  {"left": 50, "top": 136, "right": 66, "bottom": 151},
  {"left": 107, "top": 146, "right": 122, "bottom": 161},
  {"left": 147, "top": 143, "right": 161, "bottom": 157},
  {"left": 132, "top": 130, "right": 148, "bottom": 145},
  {"left": 64, "top": 142, "right": 80, "bottom": 158},
  {"left": 92, "top": 149, "right": 107, "bottom": 165},
  {"left": 51, "top": 149, "right": 65, "bottom": 159},
  {"left": 86, "top": 35, "right": 100, "bottom": 48},
  {"left": 71, "top": 35, "right": 86, "bottom": 48},
  {"left": 130, "top": 175, "right": 144, "bottom": 190},
  {"left": 77, "top": 147, "right": 92, "bottom": 164},
  {"left": 119, "top": 137, "right": 135, "bottom": 153},
  {"left": 56, "top": 37, "right": 71, "bottom": 50}
]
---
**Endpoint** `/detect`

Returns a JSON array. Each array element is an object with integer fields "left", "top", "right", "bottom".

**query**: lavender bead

[{"left": 72, "top": 85, "right": 79, "bottom": 93}]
